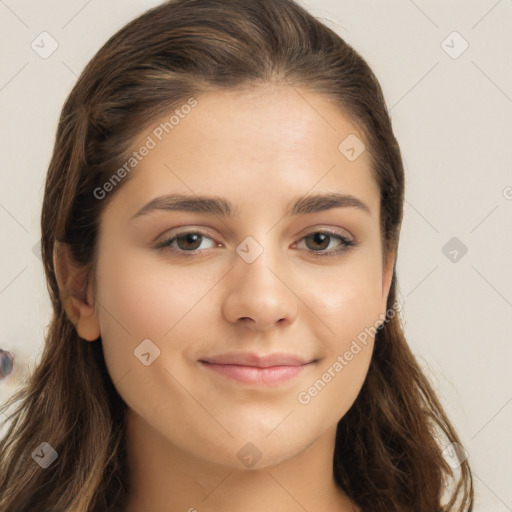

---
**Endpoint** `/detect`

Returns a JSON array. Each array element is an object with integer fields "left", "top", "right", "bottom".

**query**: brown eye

[
  {"left": 175, "top": 233, "right": 203, "bottom": 251},
  {"left": 155, "top": 229, "right": 355, "bottom": 257},
  {"left": 156, "top": 231, "right": 216, "bottom": 253},
  {"left": 298, "top": 231, "right": 355, "bottom": 256},
  {"left": 304, "top": 232, "right": 332, "bottom": 251}
]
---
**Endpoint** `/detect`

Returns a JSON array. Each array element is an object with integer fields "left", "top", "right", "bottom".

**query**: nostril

[{"left": 0, "top": 349, "right": 15, "bottom": 381}]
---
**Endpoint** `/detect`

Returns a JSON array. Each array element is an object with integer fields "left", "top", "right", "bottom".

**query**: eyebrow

[{"left": 130, "top": 192, "right": 372, "bottom": 220}]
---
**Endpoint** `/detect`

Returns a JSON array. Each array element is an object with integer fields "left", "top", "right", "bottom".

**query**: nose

[{"left": 222, "top": 244, "right": 299, "bottom": 332}]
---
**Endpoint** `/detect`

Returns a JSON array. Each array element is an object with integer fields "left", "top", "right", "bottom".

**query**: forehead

[
  {"left": 102, "top": 84, "right": 379, "bottom": 220},
  {"left": 168, "top": 84, "right": 366, "bottom": 157}
]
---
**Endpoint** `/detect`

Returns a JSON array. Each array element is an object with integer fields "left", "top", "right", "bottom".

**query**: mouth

[{"left": 198, "top": 352, "right": 318, "bottom": 386}]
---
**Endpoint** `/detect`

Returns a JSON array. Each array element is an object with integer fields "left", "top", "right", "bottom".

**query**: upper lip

[{"left": 199, "top": 352, "right": 315, "bottom": 368}]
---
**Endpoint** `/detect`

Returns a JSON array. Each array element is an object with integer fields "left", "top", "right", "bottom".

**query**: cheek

[
  {"left": 307, "top": 256, "right": 384, "bottom": 347},
  {"left": 94, "top": 250, "right": 196, "bottom": 380},
  {"left": 295, "top": 264, "right": 382, "bottom": 421},
  {"left": 96, "top": 246, "right": 207, "bottom": 336}
]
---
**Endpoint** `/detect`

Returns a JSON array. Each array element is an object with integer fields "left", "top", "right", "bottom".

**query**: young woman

[{"left": 0, "top": 0, "right": 473, "bottom": 510}]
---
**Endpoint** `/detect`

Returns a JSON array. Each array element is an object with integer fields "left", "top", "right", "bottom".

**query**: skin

[{"left": 55, "top": 83, "right": 394, "bottom": 512}]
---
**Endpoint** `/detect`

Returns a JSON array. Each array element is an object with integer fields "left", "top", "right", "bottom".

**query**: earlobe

[{"left": 53, "top": 241, "right": 101, "bottom": 342}]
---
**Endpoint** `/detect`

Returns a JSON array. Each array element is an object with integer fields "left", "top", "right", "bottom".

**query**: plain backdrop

[{"left": 0, "top": 0, "right": 511, "bottom": 510}]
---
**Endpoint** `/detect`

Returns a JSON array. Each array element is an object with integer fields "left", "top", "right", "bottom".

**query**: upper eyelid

[
  {"left": 160, "top": 225, "right": 353, "bottom": 240},
  {"left": 157, "top": 227, "right": 354, "bottom": 249}
]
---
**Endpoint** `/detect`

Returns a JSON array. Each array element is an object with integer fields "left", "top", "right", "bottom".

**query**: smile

[{"left": 198, "top": 361, "right": 316, "bottom": 386}]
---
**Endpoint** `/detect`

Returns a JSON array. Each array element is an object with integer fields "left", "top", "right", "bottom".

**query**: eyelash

[{"left": 155, "top": 229, "right": 356, "bottom": 257}]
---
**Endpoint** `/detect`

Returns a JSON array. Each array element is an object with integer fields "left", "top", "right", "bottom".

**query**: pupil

[
  {"left": 311, "top": 233, "right": 328, "bottom": 250},
  {"left": 181, "top": 233, "right": 200, "bottom": 250}
]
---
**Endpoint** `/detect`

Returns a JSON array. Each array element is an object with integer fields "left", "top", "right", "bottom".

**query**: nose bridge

[
  {"left": 223, "top": 232, "right": 298, "bottom": 329},
  {"left": 235, "top": 233, "right": 282, "bottom": 290}
]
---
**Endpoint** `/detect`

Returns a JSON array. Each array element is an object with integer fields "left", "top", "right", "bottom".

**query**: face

[{"left": 85, "top": 84, "right": 394, "bottom": 469}]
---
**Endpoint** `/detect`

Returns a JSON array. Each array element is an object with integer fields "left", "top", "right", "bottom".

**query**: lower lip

[{"left": 199, "top": 361, "right": 314, "bottom": 385}]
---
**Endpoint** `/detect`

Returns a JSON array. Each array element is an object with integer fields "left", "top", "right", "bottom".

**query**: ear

[
  {"left": 53, "top": 242, "right": 101, "bottom": 342},
  {"left": 378, "top": 249, "right": 396, "bottom": 326}
]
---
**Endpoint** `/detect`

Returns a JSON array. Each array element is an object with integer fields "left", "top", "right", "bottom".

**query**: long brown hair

[{"left": 0, "top": 0, "right": 473, "bottom": 510}]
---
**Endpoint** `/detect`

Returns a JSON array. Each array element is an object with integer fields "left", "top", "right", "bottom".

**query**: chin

[{"left": 183, "top": 428, "right": 309, "bottom": 471}]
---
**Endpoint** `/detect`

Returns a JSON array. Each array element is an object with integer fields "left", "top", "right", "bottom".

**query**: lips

[
  {"left": 199, "top": 352, "right": 315, "bottom": 367},
  {"left": 198, "top": 352, "right": 317, "bottom": 386}
]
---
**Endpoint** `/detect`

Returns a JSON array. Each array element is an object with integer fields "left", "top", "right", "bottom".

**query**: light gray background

[{"left": 1, "top": 0, "right": 511, "bottom": 510}]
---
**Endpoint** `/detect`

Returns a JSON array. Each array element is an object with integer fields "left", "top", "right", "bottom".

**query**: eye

[
  {"left": 155, "top": 230, "right": 217, "bottom": 252},
  {"left": 294, "top": 231, "right": 355, "bottom": 256},
  {"left": 155, "top": 229, "right": 356, "bottom": 256}
]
